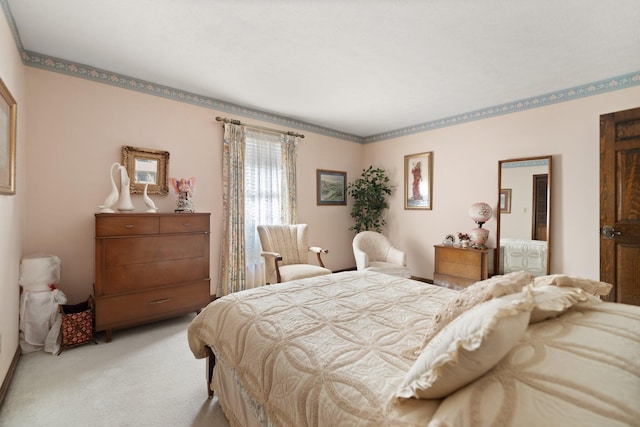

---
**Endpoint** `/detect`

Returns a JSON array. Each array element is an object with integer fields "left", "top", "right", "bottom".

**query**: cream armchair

[
  {"left": 257, "top": 224, "right": 332, "bottom": 284},
  {"left": 352, "top": 231, "right": 411, "bottom": 278}
]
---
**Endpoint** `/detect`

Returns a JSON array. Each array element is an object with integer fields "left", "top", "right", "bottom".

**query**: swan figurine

[
  {"left": 98, "top": 162, "right": 121, "bottom": 213},
  {"left": 143, "top": 183, "right": 157, "bottom": 213}
]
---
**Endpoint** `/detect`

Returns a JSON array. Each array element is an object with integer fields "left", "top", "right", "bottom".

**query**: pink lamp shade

[{"left": 468, "top": 202, "right": 493, "bottom": 226}]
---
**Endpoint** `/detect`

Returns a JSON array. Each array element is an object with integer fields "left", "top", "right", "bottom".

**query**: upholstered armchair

[
  {"left": 257, "top": 224, "right": 332, "bottom": 284},
  {"left": 352, "top": 231, "right": 411, "bottom": 278}
]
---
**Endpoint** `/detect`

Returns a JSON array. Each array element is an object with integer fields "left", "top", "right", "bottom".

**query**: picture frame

[
  {"left": 0, "top": 78, "right": 17, "bottom": 195},
  {"left": 122, "top": 146, "right": 170, "bottom": 195},
  {"left": 316, "top": 169, "right": 347, "bottom": 205},
  {"left": 404, "top": 151, "right": 433, "bottom": 210},
  {"left": 500, "top": 188, "right": 512, "bottom": 213}
]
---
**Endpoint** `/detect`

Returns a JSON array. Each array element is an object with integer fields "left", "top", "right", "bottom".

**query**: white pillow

[
  {"left": 394, "top": 290, "right": 533, "bottom": 401},
  {"left": 533, "top": 274, "right": 612, "bottom": 297},
  {"left": 530, "top": 285, "right": 602, "bottom": 323},
  {"left": 416, "top": 270, "right": 534, "bottom": 353}
]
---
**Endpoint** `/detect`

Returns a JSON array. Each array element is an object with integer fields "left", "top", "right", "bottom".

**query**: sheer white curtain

[{"left": 244, "top": 129, "right": 284, "bottom": 288}]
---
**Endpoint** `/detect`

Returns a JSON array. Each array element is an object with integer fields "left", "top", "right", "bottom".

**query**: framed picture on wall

[
  {"left": 404, "top": 151, "right": 433, "bottom": 210},
  {"left": 0, "top": 78, "right": 17, "bottom": 195},
  {"left": 500, "top": 188, "right": 512, "bottom": 213},
  {"left": 316, "top": 169, "right": 347, "bottom": 205}
]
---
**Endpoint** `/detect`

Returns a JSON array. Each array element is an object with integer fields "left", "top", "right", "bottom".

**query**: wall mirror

[
  {"left": 495, "top": 156, "right": 552, "bottom": 277},
  {"left": 122, "top": 146, "right": 169, "bottom": 195}
]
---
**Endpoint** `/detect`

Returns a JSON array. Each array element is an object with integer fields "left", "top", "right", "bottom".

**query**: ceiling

[{"left": 6, "top": 0, "right": 640, "bottom": 140}]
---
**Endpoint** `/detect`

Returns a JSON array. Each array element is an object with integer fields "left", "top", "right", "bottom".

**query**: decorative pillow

[
  {"left": 394, "top": 290, "right": 533, "bottom": 401},
  {"left": 530, "top": 285, "right": 602, "bottom": 323},
  {"left": 416, "top": 271, "right": 534, "bottom": 352},
  {"left": 533, "top": 274, "right": 612, "bottom": 297}
]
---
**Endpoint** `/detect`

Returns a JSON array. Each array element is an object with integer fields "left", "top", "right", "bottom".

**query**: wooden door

[
  {"left": 600, "top": 106, "right": 640, "bottom": 305},
  {"left": 532, "top": 174, "right": 548, "bottom": 241}
]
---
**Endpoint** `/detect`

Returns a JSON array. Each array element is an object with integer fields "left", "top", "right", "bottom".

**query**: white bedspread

[
  {"left": 188, "top": 271, "right": 640, "bottom": 427},
  {"left": 189, "top": 271, "right": 455, "bottom": 426}
]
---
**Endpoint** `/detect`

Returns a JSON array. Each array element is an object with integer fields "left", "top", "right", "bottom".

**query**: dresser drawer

[
  {"left": 160, "top": 214, "right": 210, "bottom": 234},
  {"left": 436, "top": 246, "right": 479, "bottom": 266},
  {"left": 95, "top": 280, "right": 210, "bottom": 331},
  {"left": 96, "top": 215, "right": 160, "bottom": 237},
  {"left": 433, "top": 245, "right": 493, "bottom": 288}
]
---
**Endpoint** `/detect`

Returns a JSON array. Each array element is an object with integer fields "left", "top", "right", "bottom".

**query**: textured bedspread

[
  {"left": 429, "top": 301, "right": 640, "bottom": 427},
  {"left": 188, "top": 271, "right": 640, "bottom": 427},
  {"left": 188, "top": 271, "right": 456, "bottom": 426}
]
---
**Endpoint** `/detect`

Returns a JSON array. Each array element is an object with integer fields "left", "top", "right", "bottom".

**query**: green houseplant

[{"left": 347, "top": 166, "right": 392, "bottom": 233}]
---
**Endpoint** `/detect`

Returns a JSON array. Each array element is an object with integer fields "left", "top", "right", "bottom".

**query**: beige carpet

[{"left": 0, "top": 314, "right": 230, "bottom": 427}]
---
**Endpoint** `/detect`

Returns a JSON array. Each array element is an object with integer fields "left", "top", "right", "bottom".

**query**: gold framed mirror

[
  {"left": 495, "top": 155, "right": 552, "bottom": 277},
  {"left": 122, "top": 146, "right": 169, "bottom": 195}
]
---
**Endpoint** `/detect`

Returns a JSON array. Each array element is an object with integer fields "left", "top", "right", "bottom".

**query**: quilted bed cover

[{"left": 187, "top": 271, "right": 640, "bottom": 427}]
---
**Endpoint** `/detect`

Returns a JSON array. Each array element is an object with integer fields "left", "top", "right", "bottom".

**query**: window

[{"left": 244, "top": 129, "right": 286, "bottom": 286}]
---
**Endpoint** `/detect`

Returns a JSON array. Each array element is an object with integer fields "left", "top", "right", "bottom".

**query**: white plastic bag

[
  {"left": 18, "top": 253, "right": 61, "bottom": 292},
  {"left": 19, "top": 289, "right": 67, "bottom": 354}
]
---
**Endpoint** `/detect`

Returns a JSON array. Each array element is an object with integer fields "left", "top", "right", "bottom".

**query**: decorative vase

[
  {"left": 116, "top": 165, "right": 135, "bottom": 212},
  {"left": 460, "top": 239, "right": 470, "bottom": 248},
  {"left": 98, "top": 162, "right": 121, "bottom": 213}
]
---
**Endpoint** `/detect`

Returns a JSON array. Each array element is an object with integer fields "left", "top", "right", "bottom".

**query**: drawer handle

[
  {"left": 182, "top": 223, "right": 191, "bottom": 227},
  {"left": 124, "top": 224, "right": 134, "bottom": 228},
  {"left": 148, "top": 298, "right": 172, "bottom": 305}
]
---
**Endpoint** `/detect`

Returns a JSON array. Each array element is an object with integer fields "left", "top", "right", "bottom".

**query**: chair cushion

[
  {"left": 279, "top": 264, "right": 332, "bottom": 283},
  {"left": 365, "top": 262, "right": 412, "bottom": 278}
]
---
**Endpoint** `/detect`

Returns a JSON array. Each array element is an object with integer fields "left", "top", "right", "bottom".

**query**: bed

[{"left": 187, "top": 271, "right": 640, "bottom": 427}]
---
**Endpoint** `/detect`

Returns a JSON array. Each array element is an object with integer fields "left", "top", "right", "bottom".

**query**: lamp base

[{"left": 470, "top": 227, "right": 489, "bottom": 249}]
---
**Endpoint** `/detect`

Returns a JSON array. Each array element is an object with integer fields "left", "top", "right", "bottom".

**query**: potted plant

[{"left": 347, "top": 166, "right": 392, "bottom": 233}]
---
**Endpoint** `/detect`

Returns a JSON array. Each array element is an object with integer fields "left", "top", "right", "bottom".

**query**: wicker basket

[{"left": 57, "top": 296, "right": 97, "bottom": 355}]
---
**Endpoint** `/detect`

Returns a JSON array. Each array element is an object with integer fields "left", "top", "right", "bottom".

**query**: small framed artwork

[
  {"left": 404, "top": 151, "right": 433, "bottom": 210},
  {"left": 316, "top": 169, "right": 347, "bottom": 205},
  {"left": 0, "top": 78, "right": 17, "bottom": 195},
  {"left": 500, "top": 188, "right": 512, "bottom": 213}
]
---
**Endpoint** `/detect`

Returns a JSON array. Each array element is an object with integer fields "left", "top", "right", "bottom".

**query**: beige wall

[
  {"left": 362, "top": 85, "right": 640, "bottom": 280},
  {"left": 0, "top": 13, "right": 26, "bottom": 386},
  {"left": 24, "top": 68, "right": 362, "bottom": 303}
]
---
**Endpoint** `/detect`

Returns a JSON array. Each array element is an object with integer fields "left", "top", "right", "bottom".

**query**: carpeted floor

[{"left": 0, "top": 314, "right": 230, "bottom": 427}]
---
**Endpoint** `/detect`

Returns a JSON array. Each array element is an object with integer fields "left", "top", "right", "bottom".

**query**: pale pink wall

[
  {"left": 0, "top": 14, "right": 26, "bottom": 384},
  {"left": 24, "top": 68, "right": 360, "bottom": 303},
  {"left": 362, "top": 85, "right": 640, "bottom": 281}
]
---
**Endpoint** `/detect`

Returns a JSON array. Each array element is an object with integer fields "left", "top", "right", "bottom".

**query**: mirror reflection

[
  {"left": 496, "top": 156, "right": 551, "bottom": 276},
  {"left": 134, "top": 158, "right": 158, "bottom": 185}
]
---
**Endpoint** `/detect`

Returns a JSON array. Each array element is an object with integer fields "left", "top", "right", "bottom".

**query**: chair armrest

[
  {"left": 261, "top": 251, "right": 283, "bottom": 261},
  {"left": 261, "top": 251, "right": 283, "bottom": 283},
  {"left": 308, "top": 246, "right": 328, "bottom": 268},
  {"left": 387, "top": 247, "right": 407, "bottom": 267},
  {"left": 353, "top": 247, "right": 369, "bottom": 271}
]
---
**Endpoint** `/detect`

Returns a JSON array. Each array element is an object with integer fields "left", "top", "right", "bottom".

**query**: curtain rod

[{"left": 215, "top": 116, "right": 305, "bottom": 139}]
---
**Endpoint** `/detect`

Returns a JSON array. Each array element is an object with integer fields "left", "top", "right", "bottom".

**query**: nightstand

[{"left": 433, "top": 245, "right": 493, "bottom": 290}]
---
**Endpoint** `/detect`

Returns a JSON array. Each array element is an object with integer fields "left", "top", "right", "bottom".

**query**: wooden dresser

[
  {"left": 433, "top": 245, "right": 493, "bottom": 290},
  {"left": 94, "top": 213, "right": 211, "bottom": 341}
]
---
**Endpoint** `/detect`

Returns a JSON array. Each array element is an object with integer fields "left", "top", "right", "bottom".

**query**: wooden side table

[{"left": 433, "top": 245, "right": 493, "bottom": 290}]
